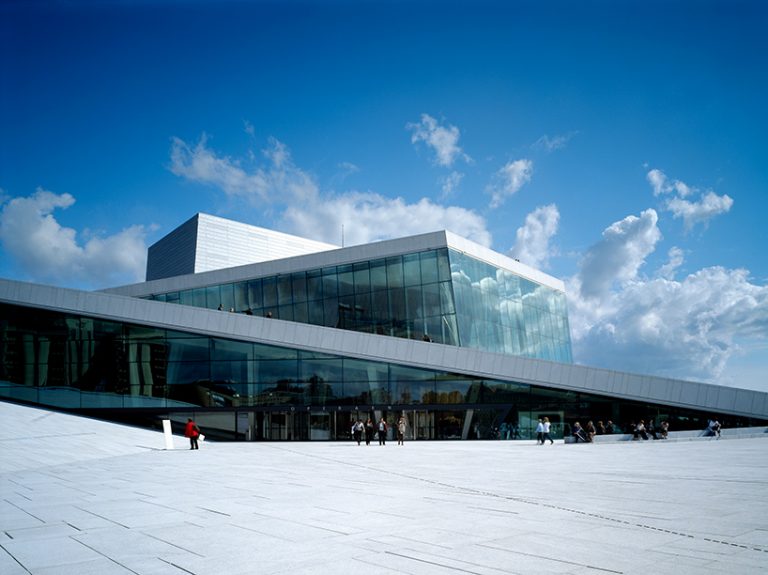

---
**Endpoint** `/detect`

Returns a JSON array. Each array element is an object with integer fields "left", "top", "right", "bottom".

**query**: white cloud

[
  {"left": 647, "top": 168, "right": 668, "bottom": 196},
  {"left": 646, "top": 168, "right": 733, "bottom": 231},
  {"left": 533, "top": 132, "right": 575, "bottom": 152},
  {"left": 407, "top": 113, "right": 470, "bottom": 167},
  {"left": 569, "top": 266, "right": 768, "bottom": 384},
  {"left": 169, "top": 136, "right": 492, "bottom": 248},
  {"left": 282, "top": 191, "right": 491, "bottom": 248},
  {"left": 0, "top": 188, "right": 147, "bottom": 289},
  {"left": 577, "top": 209, "right": 661, "bottom": 300},
  {"left": 666, "top": 191, "right": 734, "bottom": 232},
  {"left": 509, "top": 204, "right": 559, "bottom": 269},
  {"left": 567, "top": 209, "right": 768, "bottom": 387},
  {"left": 488, "top": 159, "right": 533, "bottom": 208},
  {"left": 440, "top": 171, "right": 464, "bottom": 199},
  {"left": 169, "top": 135, "right": 318, "bottom": 204},
  {"left": 657, "top": 246, "right": 685, "bottom": 280}
]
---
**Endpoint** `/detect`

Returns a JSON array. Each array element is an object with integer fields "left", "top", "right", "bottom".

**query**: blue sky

[{"left": 2, "top": 0, "right": 767, "bottom": 392}]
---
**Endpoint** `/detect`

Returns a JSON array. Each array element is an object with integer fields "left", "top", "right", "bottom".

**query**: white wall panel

[
  {"left": 734, "top": 389, "right": 755, "bottom": 414},
  {"left": 679, "top": 382, "right": 699, "bottom": 405},
  {"left": 717, "top": 387, "right": 737, "bottom": 412}
]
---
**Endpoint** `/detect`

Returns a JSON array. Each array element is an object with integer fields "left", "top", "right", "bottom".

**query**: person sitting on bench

[{"left": 572, "top": 421, "right": 588, "bottom": 443}]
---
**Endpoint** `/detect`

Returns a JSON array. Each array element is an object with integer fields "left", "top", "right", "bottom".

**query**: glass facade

[
  {"left": 449, "top": 250, "right": 572, "bottom": 361},
  {"left": 146, "top": 247, "right": 572, "bottom": 361},
  {"left": 1, "top": 303, "right": 763, "bottom": 441}
]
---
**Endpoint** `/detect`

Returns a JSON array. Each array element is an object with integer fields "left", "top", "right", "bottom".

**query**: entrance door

[{"left": 310, "top": 412, "right": 331, "bottom": 440}]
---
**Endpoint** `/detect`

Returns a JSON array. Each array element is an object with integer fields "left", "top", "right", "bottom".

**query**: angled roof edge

[
  {"left": 2, "top": 278, "right": 765, "bottom": 420},
  {"left": 444, "top": 231, "right": 565, "bottom": 292},
  {"left": 106, "top": 228, "right": 564, "bottom": 297}
]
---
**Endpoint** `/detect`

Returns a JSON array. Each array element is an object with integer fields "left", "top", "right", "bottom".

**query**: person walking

[
  {"left": 365, "top": 418, "right": 375, "bottom": 445},
  {"left": 397, "top": 415, "right": 407, "bottom": 445},
  {"left": 542, "top": 416, "right": 554, "bottom": 444},
  {"left": 377, "top": 417, "right": 388, "bottom": 445},
  {"left": 353, "top": 419, "right": 364, "bottom": 445},
  {"left": 184, "top": 418, "right": 201, "bottom": 450},
  {"left": 535, "top": 418, "right": 545, "bottom": 445}
]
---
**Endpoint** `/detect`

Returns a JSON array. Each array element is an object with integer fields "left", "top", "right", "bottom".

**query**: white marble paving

[{"left": 1, "top": 401, "right": 767, "bottom": 575}]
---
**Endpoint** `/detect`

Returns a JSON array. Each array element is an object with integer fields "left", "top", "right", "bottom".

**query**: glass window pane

[
  {"left": 337, "top": 265, "right": 354, "bottom": 297},
  {"left": 437, "top": 248, "right": 451, "bottom": 281},
  {"left": 406, "top": 285, "right": 423, "bottom": 319},
  {"left": 167, "top": 338, "right": 209, "bottom": 362},
  {"left": 343, "top": 359, "right": 388, "bottom": 383},
  {"left": 386, "top": 256, "right": 403, "bottom": 288},
  {"left": 220, "top": 284, "right": 235, "bottom": 311},
  {"left": 291, "top": 272, "right": 308, "bottom": 303},
  {"left": 337, "top": 295, "right": 355, "bottom": 329},
  {"left": 234, "top": 282, "right": 249, "bottom": 312},
  {"left": 167, "top": 361, "right": 209, "bottom": 385},
  {"left": 371, "top": 290, "right": 390, "bottom": 332},
  {"left": 322, "top": 267, "right": 338, "bottom": 298},
  {"left": 307, "top": 300, "right": 324, "bottom": 326},
  {"left": 307, "top": 270, "right": 323, "bottom": 301},
  {"left": 422, "top": 283, "right": 441, "bottom": 317},
  {"left": 248, "top": 279, "right": 263, "bottom": 311},
  {"left": 299, "top": 358, "right": 342, "bottom": 383},
  {"left": 211, "top": 338, "right": 252, "bottom": 361},
  {"left": 277, "top": 304, "right": 294, "bottom": 321},
  {"left": 370, "top": 259, "right": 387, "bottom": 290},
  {"left": 355, "top": 292, "right": 372, "bottom": 331},
  {"left": 439, "top": 281, "right": 455, "bottom": 314},
  {"left": 293, "top": 302, "right": 308, "bottom": 324},
  {"left": 211, "top": 361, "right": 248, "bottom": 386},
  {"left": 323, "top": 298, "right": 339, "bottom": 328},
  {"left": 255, "top": 359, "right": 298, "bottom": 385},
  {"left": 390, "top": 364, "right": 434, "bottom": 382},
  {"left": 420, "top": 250, "right": 439, "bottom": 284},
  {"left": 252, "top": 344, "right": 297, "bottom": 360},
  {"left": 263, "top": 277, "right": 277, "bottom": 308},
  {"left": 127, "top": 325, "right": 166, "bottom": 340},
  {"left": 277, "top": 275, "right": 292, "bottom": 305},
  {"left": 403, "top": 253, "right": 421, "bottom": 286},
  {"left": 353, "top": 262, "right": 370, "bottom": 294},
  {"left": 205, "top": 286, "right": 220, "bottom": 309},
  {"left": 389, "top": 287, "right": 406, "bottom": 328}
]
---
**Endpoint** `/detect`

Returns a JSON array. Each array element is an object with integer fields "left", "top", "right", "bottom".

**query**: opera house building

[{"left": 1, "top": 213, "right": 766, "bottom": 440}]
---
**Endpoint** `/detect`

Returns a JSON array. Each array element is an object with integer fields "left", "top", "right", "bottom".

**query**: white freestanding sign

[{"left": 162, "top": 419, "right": 174, "bottom": 450}]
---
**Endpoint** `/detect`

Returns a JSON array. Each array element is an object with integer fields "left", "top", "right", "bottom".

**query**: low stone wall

[{"left": 563, "top": 426, "right": 768, "bottom": 444}]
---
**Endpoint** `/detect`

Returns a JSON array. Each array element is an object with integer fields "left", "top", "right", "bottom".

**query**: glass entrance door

[{"left": 310, "top": 412, "right": 331, "bottom": 440}]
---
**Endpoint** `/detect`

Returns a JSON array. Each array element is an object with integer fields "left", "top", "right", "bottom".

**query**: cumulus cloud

[
  {"left": 646, "top": 168, "right": 733, "bottom": 231},
  {"left": 169, "top": 135, "right": 319, "bottom": 204},
  {"left": 569, "top": 266, "right": 768, "bottom": 383},
  {"left": 407, "top": 114, "right": 470, "bottom": 167},
  {"left": 566, "top": 209, "right": 768, "bottom": 386},
  {"left": 666, "top": 191, "right": 734, "bottom": 232},
  {"left": 0, "top": 188, "right": 147, "bottom": 288},
  {"left": 487, "top": 159, "right": 533, "bottom": 208},
  {"left": 169, "top": 135, "right": 492, "bottom": 248},
  {"left": 283, "top": 192, "right": 491, "bottom": 248},
  {"left": 509, "top": 204, "right": 559, "bottom": 269},
  {"left": 577, "top": 209, "right": 661, "bottom": 300},
  {"left": 657, "top": 246, "right": 685, "bottom": 280}
]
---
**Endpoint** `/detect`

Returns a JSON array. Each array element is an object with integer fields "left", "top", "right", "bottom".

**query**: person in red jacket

[{"left": 184, "top": 418, "right": 201, "bottom": 450}]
